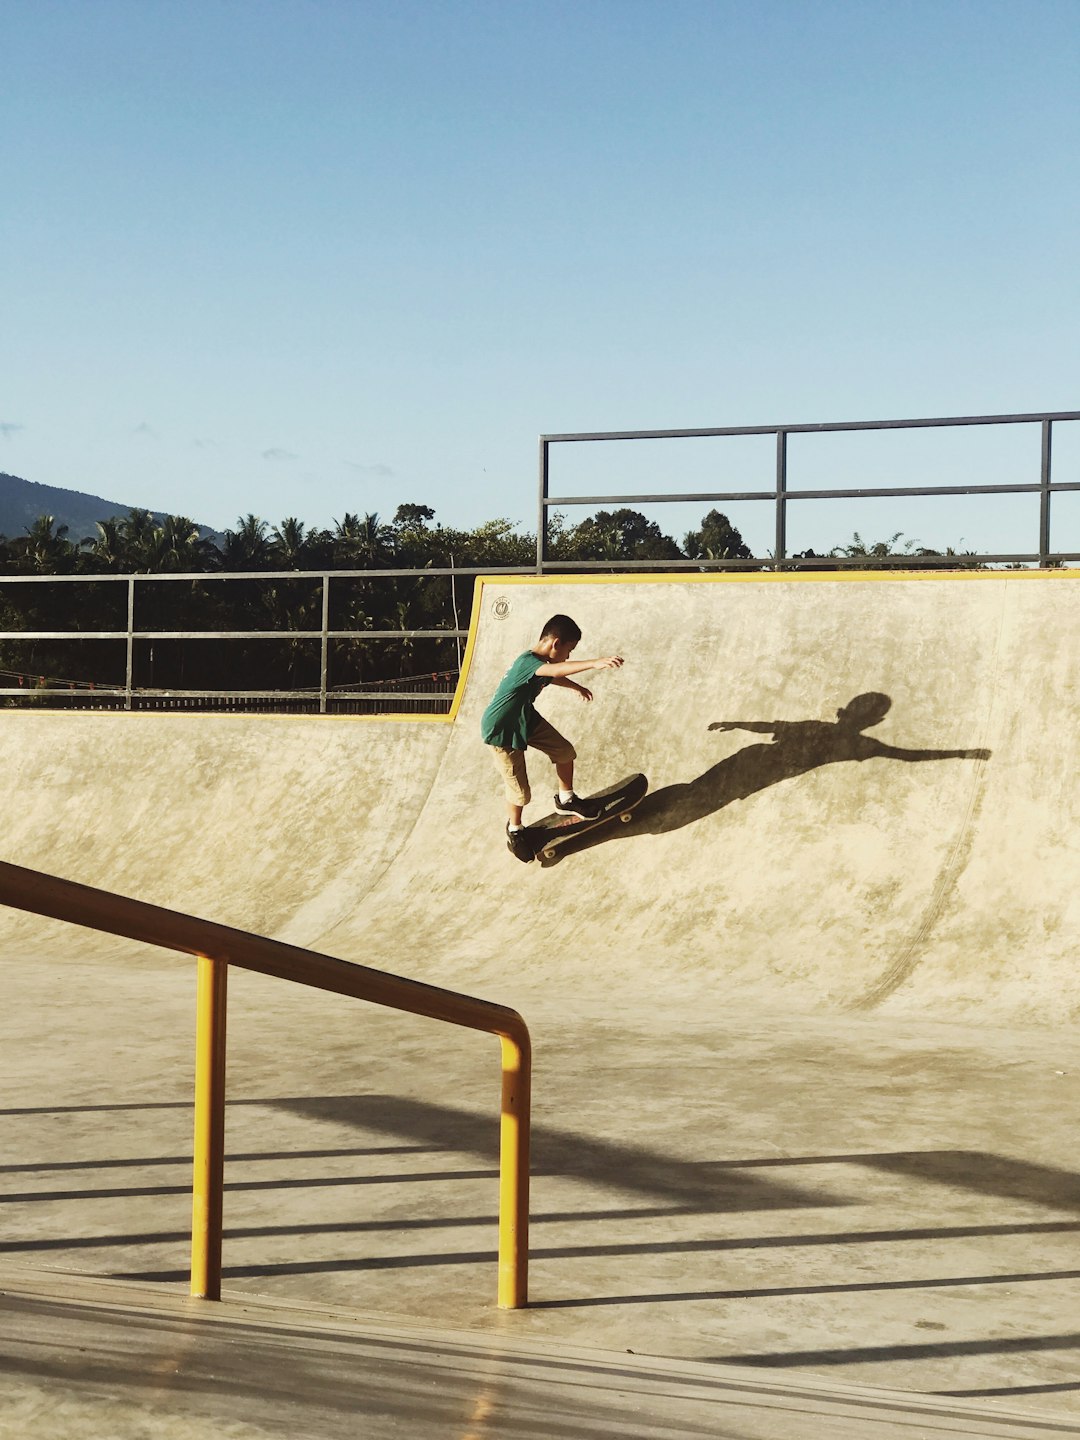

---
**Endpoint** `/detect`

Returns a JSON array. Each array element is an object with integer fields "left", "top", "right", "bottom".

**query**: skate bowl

[{"left": 4, "top": 570, "right": 1080, "bottom": 1432}]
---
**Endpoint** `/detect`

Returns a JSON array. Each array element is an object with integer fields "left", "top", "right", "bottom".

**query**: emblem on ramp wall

[{"left": 492, "top": 597, "right": 511, "bottom": 619}]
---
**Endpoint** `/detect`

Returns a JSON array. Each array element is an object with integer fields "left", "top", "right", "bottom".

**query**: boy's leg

[
  {"left": 490, "top": 747, "right": 535, "bottom": 861},
  {"left": 526, "top": 717, "right": 602, "bottom": 815},
  {"left": 526, "top": 716, "right": 576, "bottom": 784},
  {"left": 490, "top": 746, "right": 530, "bottom": 821}
]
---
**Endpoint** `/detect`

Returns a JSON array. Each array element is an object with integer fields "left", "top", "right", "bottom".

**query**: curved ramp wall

[
  {"left": 2, "top": 571, "right": 1078, "bottom": 1024},
  {"left": 316, "top": 572, "right": 1080, "bottom": 1025},
  {"left": 0, "top": 713, "right": 451, "bottom": 964}
]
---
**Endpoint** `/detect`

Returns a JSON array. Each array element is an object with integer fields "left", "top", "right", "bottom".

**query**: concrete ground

[
  {"left": 4, "top": 572, "right": 1080, "bottom": 1434},
  {"left": 5, "top": 1272, "right": 1080, "bottom": 1440}
]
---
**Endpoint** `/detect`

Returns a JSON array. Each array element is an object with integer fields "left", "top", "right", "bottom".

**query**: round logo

[{"left": 492, "top": 597, "right": 511, "bottom": 619}]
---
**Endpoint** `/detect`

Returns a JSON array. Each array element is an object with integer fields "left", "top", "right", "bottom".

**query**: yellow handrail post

[
  {"left": 191, "top": 953, "right": 228, "bottom": 1300},
  {"left": 0, "top": 859, "right": 532, "bottom": 1309},
  {"left": 497, "top": 1028, "right": 531, "bottom": 1309}
]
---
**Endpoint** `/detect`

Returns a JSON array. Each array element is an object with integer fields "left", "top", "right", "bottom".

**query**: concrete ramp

[
  {"left": 3, "top": 571, "right": 1078, "bottom": 1023},
  {"left": 4, "top": 571, "right": 1080, "bottom": 1417},
  {"left": 325, "top": 571, "right": 1024, "bottom": 1018}
]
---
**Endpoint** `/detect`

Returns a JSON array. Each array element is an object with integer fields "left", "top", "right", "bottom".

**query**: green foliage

[
  {"left": 683, "top": 509, "right": 752, "bottom": 564},
  {"left": 829, "top": 531, "right": 986, "bottom": 570},
  {"left": 0, "top": 500, "right": 990, "bottom": 697},
  {"left": 554, "top": 508, "right": 682, "bottom": 563}
]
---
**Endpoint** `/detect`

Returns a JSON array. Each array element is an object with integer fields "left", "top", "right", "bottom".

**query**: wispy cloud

[
  {"left": 262, "top": 447, "right": 298, "bottom": 461},
  {"left": 0, "top": 422, "right": 25, "bottom": 440},
  {"left": 344, "top": 460, "right": 396, "bottom": 478},
  {"left": 132, "top": 422, "right": 159, "bottom": 439}
]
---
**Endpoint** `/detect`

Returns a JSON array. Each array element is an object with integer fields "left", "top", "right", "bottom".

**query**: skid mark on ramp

[
  {"left": 853, "top": 588, "right": 1007, "bottom": 1012},
  {"left": 852, "top": 752, "right": 990, "bottom": 1011}
]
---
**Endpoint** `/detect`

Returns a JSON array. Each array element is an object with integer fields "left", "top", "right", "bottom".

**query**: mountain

[{"left": 0, "top": 472, "right": 221, "bottom": 544}]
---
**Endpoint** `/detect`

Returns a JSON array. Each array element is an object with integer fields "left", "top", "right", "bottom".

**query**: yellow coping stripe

[{"left": 452, "top": 566, "right": 1080, "bottom": 724}]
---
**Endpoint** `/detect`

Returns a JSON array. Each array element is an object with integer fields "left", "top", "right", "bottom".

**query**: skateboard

[{"left": 524, "top": 773, "right": 648, "bottom": 863}]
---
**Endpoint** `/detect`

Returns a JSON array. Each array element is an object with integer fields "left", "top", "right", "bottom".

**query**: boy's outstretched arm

[
  {"left": 536, "top": 655, "right": 624, "bottom": 679},
  {"left": 549, "top": 675, "right": 596, "bottom": 701}
]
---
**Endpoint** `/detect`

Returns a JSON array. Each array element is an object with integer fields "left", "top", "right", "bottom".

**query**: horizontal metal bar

[
  {"left": 540, "top": 410, "right": 1080, "bottom": 444},
  {"left": 325, "top": 630, "right": 466, "bottom": 640},
  {"left": 547, "top": 553, "right": 1080, "bottom": 570},
  {"left": 0, "top": 629, "right": 469, "bottom": 642},
  {"left": 0, "top": 632, "right": 131, "bottom": 640},
  {"left": 0, "top": 687, "right": 451, "bottom": 697},
  {"left": 0, "top": 566, "right": 533, "bottom": 586},
  {"left": 544, "top": 491, "right": 776, "bottom": 507},
  {"left": 544, "top": 481, "right": 1080, "bottom": 509},
  {"left": 790, "top": 483, "right": 1080, "bottom": 500},
  {"left": 0, "top": 692, "right": 456, "bottom": 704}
]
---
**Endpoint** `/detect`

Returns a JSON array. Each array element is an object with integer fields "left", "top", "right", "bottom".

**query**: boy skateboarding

[{"left": 481, "top": 613, "right": 624, "bottom": 861}]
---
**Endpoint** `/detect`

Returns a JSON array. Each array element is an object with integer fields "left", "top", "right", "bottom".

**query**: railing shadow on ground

[{"left": 9, "top": 1091, "right": 1078, "bottom": 1290}]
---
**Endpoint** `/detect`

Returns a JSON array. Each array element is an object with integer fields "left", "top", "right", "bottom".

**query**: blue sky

[{"left": 3, "top": 0, "right": 1078, "bottom": 556}]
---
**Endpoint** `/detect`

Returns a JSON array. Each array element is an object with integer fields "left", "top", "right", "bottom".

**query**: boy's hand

[
  {"left": 597, "top": 655, "right": 624, "bottom": 669},
  {"left": 577, "top": 685, "right": 593, "bottom": 703}
]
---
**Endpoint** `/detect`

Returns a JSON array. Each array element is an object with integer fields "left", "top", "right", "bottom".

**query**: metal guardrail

[
  {"left": 4, "top": 411, "right": 1079, "bottom": 709},
  {"left": 0, "top": 859, "right": 532, "bottom": 1308},
  {"left": 537, "top": 409, "right": 1080, "bottom": 569},
  {"left": 0, "top": 566, "right": 512, "bottom": 711}
]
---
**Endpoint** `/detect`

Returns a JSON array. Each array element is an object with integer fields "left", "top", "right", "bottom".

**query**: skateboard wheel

[
  {"left": 542, "top": 846, "right": 556, "bottom": 860},
  {"left": 619, "top": 811, "right": 632, "bottom": 823}
]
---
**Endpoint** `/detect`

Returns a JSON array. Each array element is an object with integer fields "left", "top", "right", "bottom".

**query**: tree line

[
  {"left": 1, "top": 502, "right": 753, "bottom": 574},
  {"left": 0, "top": 503, "right": 977, "bottom": 699}
]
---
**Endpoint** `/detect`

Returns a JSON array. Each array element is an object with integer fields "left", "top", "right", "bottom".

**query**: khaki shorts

[{"left": 490, "top": 715, "right": 576, "bottom": 807}]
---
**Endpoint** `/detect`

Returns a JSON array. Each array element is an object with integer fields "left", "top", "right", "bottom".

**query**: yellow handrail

[{"left": 0, "top": 859, "right": 531, "bottom": 1308}]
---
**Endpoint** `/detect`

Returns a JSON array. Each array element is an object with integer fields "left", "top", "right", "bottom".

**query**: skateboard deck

[{"left": 524, "top": 773, "right": 648, "bottom": 863}]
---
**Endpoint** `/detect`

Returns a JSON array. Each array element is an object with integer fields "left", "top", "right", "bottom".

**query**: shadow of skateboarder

[{"left": 546, "top": 692, "right": 990, "bottom": 859}]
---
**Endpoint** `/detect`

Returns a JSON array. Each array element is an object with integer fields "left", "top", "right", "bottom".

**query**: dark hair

[{"left": 539, "top": 613, "right": 582, "bottom": 646}]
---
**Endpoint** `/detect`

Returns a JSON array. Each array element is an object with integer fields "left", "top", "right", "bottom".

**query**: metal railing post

[
  {"left": 319, "top": 574, "right": 330, "bottom": 714},
  {"left": 775, "top": 429, "right": 788, "bottom": 569},
  {"left": 125, "top": 578, "right": 135, "bottom": 710},
  {"left": 537, "top": 437, "right": 549, "bottom": 574},
  {"left": 191, "top": 953, "right": 228, "bottom": 1300},
  {"left": 1040, "top": 420, "right": 1053, "bottom": 566},
  {"left": 498, "top": 1028, "right": 531, "bottom": 1308}
]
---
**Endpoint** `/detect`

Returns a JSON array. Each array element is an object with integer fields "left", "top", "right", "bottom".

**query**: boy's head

[
  {"left": 539, "top": 613, "right": 581, "bottom": 663},
  {"left": 540, "top": 614, "right": 582, "bottom": 646}
]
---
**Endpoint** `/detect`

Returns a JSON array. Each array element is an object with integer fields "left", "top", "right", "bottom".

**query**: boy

[{"left": 481, "top": 613, "right": 624, "bottom": 861}]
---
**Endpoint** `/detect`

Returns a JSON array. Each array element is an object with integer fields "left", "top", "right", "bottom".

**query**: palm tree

[
  {"left": 269, "top": 517, "right": 309, "bottom": 569},
  {"left": 146, "top": 515, "right": 214, "bottom": 573},
  {"left": 331, "top": 511, "right": 394, "bottom": 568},
  {"left": 21, "top": 515, "right": 74, "bottom": 573},
  {"left": 221, "top": 514, "right": 271, "bottom": 571},
  {"left": 82, "top": 518, "right": 126, "bottom": 572},
  {"left": 118, "top": 508, "right": 160, "bottom": 569}
]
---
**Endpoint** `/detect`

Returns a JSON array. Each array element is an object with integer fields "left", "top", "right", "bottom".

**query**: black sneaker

[
  {"left": 506, "top": 825, "right": 534, "bottom": 863},
  {"left": 553, "top": 791, "right": 602, "bottom": 820}
]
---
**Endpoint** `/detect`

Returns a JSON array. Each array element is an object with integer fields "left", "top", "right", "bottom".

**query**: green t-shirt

[{"left": 480, "top": 651, "right": 549, "bottom": 749}]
